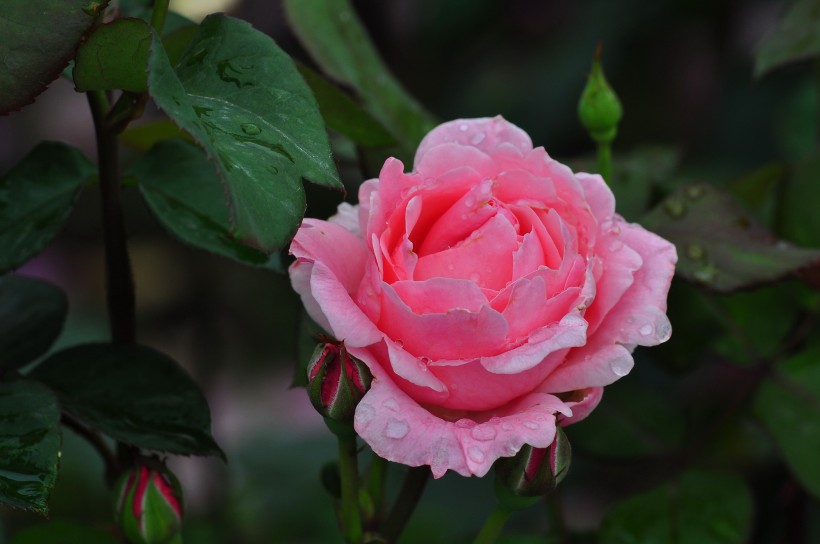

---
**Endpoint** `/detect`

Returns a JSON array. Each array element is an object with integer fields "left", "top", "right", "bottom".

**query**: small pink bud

[
  {"left": 114, "top": 465, "right": 183, "bottom": 544},
  {"left": 494, "top": 427, "right": 572, "bottom": 510},
  {"left": 307, "top": 342, "right": 372, "bottom": 424}
]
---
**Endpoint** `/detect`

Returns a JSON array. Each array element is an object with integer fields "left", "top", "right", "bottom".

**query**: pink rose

[{"left": 289, "top": 117, "right": 676, "bottom": 477}]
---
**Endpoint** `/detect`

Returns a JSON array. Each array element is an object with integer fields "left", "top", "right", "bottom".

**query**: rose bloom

[{"left": 290, "top": 117, "right": 676, "bottom": 477}]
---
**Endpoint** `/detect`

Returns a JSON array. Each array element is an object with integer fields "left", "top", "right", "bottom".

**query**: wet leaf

[
  {"left": 298, "top": 64, "right": 396, "bottom": 148},
  {"left": 642, "top": 183, "right": 820, "bottom": 292},
  {"left": 754, "top": 346, "right": 820, "bottom": 499},
  {"left": 0, "top": 142, "right": 96, "bottom": 274},
  {"left": 31, "top": 343, "right": 224, "bottom": 458},
  {"left": 73, "top": 18, "right": 152, "bottom": 92},
  {"left": 283, "top": 0, "right": 437, "bottom": 154},
  {"left": 129, "top": 139, "right": 268, "bottom": 265},
  {"left": 600, "top": 470, "right": 753, "bottom": 544},
  {"left": 0, "top": 0, "right": 107, "bottom": 114},
  {"left": 728, "top": 162, "right": 786, "bottom": 227},
  {"left": 755, "top": 0, "right": 820, "bottom": 77},
  {"left": 0, "top": 276, "right": 67, "bottom": 371},
  {"left": 0, "top": 380, "right": 61, "bottom": 515},
  {"left": 780, "top": 149, "right": 820, "bottom": 248},
  {"left": 148, "top": 14, "right": 341, "bottom": 252}
]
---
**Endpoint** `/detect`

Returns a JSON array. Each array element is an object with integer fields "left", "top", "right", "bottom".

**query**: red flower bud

[
  {"left": 307, "top": 343, "right": 372, "bottom": 425},
  {"left": 114, "top": 465, "right": 183, "bottom": 544},
  {"left": 494, "top": 427, "right": 572, "bottom": 510}
]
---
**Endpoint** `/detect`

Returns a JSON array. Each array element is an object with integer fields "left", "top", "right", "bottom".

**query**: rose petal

[
  {"left": 391, "top": 278, "right": 488, "bottom": 314},
  {"left": 328, "top": 202, "right": 361, "bottom": 237},
  {"left": 418, "top": 179, "right": 497, "bottom": 256},
  {"left": 290, "top": 219, "right": 368, "bottom": 293},
  {"left": 558, "top": 387, "right": 604, "bottom": 426},
  {"left": 414, "top": 143, "right": 498, "bottom": 180},
  {"left": 414, "top": 116, "right": 533, "bottom": 168}
]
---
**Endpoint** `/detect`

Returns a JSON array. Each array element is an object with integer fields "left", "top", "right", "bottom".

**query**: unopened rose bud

[
  {"left": 494, "top": 427, "right": 572, "bottom": 510},
  {"left": 114, "top": 465, "right": 183, "bottom": 544},
  {"left": 307, "top": 343, "right": 372, "bottom": 427},
  {"left": 578, "top": 44, "right": 623, "bottom": 145}
]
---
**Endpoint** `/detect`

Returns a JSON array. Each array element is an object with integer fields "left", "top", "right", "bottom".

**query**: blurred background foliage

[{"left": 1, "top": 0, "right": 819, "bottom": 542}]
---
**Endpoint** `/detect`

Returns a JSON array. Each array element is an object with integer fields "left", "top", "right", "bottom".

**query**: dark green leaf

[
  {"left": 73, "top": 18, "right": 152, "bottom": 92},
  {"left": 754, "top": 0, "right": 820, "bottom": 77},
  {"left": 0, "top": 142, "right": 96, "bottom": 273},
  {"left": 570, "top": 378, "right": 685, "bottom": 458},
  {"left": 120, "top": 119, "right": 192, "bottom": 151},
  {"left": 754, "top": 346, "right": 820, "bottom": 498},
  {"left": 283, "top": 0, "right": 437, "bottom": 154},
  {"left": 31, "top": 343, "right": 224, "bottom": 458},
  {"left": 298, "top": 65, "right": 396, "bottom": 148},
  {"left": 10, "top": 521, "right": 118, "bottom": 544},
  {"left": 780, "top": 148, "right": 820, "bottom": 248},
  {"left": 642, "top": 182, "right": 820, "bottom": 291},
  {"left": 728, "top": 162, "right": 786, "bottom": 227},
  {"left": 148, "top": 14, "right": 341, "bottom": 252},
  {"left": 0, "top": 0, "right": 107, "bottom": 114},
  {"left": 0, "top": 276, "right": 67, "bottom": 371},
  {"left": 600, "top": 470, "right": 753, "bottom": 544},
  {"left": 129, "top": 139, "right": 268, "bottom": 265},
  {"left": 0, "top": 380, "right": 61, "bottom": 514},
  {"left": 163, "top": 23, "right": 199, "bottom": 66}
]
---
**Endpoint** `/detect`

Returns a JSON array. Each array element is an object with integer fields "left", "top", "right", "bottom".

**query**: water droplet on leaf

[
  {"left": 686, "top": 185, "right": 706, "bottom": 200},
  {"left": 686, "top": 243, "right": 705, "bottom": 261},
  {"left": 664, "top": 198, "right": 686, "bottom": 218},
  {"left": 467, "top": 446, "right": 486, "bottom": 463},
  {"left": 240, "top": 123, "right": 261, "bottom": 135}
]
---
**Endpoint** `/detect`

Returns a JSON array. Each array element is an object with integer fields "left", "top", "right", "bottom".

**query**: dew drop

[
  {"left": 464, "top": 196, "right": 476, "bottom": 207},
  {"left": 431, "top": 439, "right": 450, "bottom": 476},
  {"left": 355, "top": 403, "right": 376, "bottom": 427},
  {"left": 470, "top": 132, "right": 486, "bottom": 145},
  {"left": 686, "top": 185, "right": 706, "bottom": 200},
  {"left": 500, "top": 422, "right": 513, "bottom": 431},
  {"left": 469, "top": 273, "right": 481, "bottom": 283},
  {"left": 447, "top": 264, "right": 455, "bottom": 271},
  {"left": 383, "top": 398, "right": 400, "bottom": 412},
  {"left": 523, "top": 421, "right": 540, "bottom": 430},
  {"left": 240, "top": 123, "right": 261, "bottom": 135},
  {"left": 471, "top": 424, "right": 497, "bottom": 441},
  {"left": 639, "top": 323, "right": 653, "bottom": 336},
  {"left": 338, "top": 10, "right": 351, "bottom": 22},
  {"left": 467, "top": 446, "right": 486, "bottom": 463},
  {"left": 455, "top": 418, "right": 474, "bottom": 429},
  {"left": 459, "top": 123, "right": 469, "bottom": 132},
  {"left": 610, "top": 359, "right": 631, "bottom": 377},
  {"left": 420, "top": 356, "right": 431, "bottom": 365},
  {"left": 533, "top": 413, "right": 547, "bottom": 422},
  {"left": 693, "top": 264, "right": 718, "bottom": 283},
  {"left": 384, "top": 418, "right": 410, "bottom": 439}
]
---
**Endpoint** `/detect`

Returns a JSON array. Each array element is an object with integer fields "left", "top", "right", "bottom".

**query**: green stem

[
  {"left": 87, "top": 91, "right": 136, "bottom": 345},
  {"left": 367, "top": 454, "right": 388, "bottom": 520},
  {"left": 597, "top": 141, "right": 612, "bottom": 184},
  {"left": 546, "top": 492, "right": 569, "bottom": 544},
  {"left": 382, "top": 466, "right": 429, "bottom": 543},
  {"left": 472, "top": 505, "right": 513, "bottom": 544},
  {"left": 150, "top": 0, "right": 171, "bottom": 34},
  {"left": 337, "top": 433, "right": 363, "bottom": 543}
]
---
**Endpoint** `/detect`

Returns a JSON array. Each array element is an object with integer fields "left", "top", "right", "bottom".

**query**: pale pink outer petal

[
  {"left": 414, "top": 116, "right": 533, "bottom": 168},
  {"left": 351, "top": 346, "right": 572, "bottom": 478},
  {"left": 557, "top": 387, "right": 604, "bottom": 426},
  {"left": 328, "top": 202, "right": 361, "bottom": 237}
]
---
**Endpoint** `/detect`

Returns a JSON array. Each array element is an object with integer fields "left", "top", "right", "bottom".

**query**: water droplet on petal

[
  {"left": 533, "top": 413, "right": 547, "bottom": 422},
  {"left": 609, "top": 240, "right": 624, "bottom": 252},
  {"left": 464, "top": 196, "right": 476, "bottom": 207},
  {"left": 355, "top": 403, "right": 376, "bottom": 427},
  {"left": 459, "top": 123, "right": 469, "bottom": 132},
  {"left": 385, "top": 418, "right": 410, "bottom": 439},
  {"left": 500, "top": 422, "right": 513, "bottom": 431},
  {"left": 524, "top": 421, "right": 540, "bottom": 430},
  {"left": 467, "top": 446, "right": 485, "bottom": 463},
  {"left": 469, "top": 273, "right": 481, "bottom": 283},
  {"left": 471, "top": 424, "right": 497, "bottom": 441},
  {"left": 470, "top": 132, "right": 486, "bottom": 145},
  {"left": 240, "top": 123, "right": 261, "bottom": 135},
  {"left": 610, "top": 359, "right": 631, "bottom": 377},
  {"left": 639, "top": 324, "right": 653, "bottom": 336},
  {"left": 383, "top": 398, "right": 400, "bottom": 412},
  {"left": 455, "top": 419, "right": 474, "bottom": 429}
]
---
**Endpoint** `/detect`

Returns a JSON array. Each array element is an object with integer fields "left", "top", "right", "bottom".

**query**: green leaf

[
  {"left": 31, "top": 343, "right": 224, "bottom": 459},
  {"left": 0, "top": 380, "right": 61, "bottom": 515},
  {"left": 642, "top": 182, "right": 820, "bottom": 292},
  {"left": 754, "top": 0, "right": 820, "bottom": 77},
  {"left": 121, "top": 119, "right": 192, "bottom": 151},
  {"left": 298, "top": 65, "right": 396, "bottom": 148},
  {"left": 283, "top": 0, "right": 437, "bottom": 154},
  {"left": 600, "top": 470, "right": 753, "bottom": 544},
  {"left": 728, "top": 162, "right": 786, "bottom": 227},
  {"left": 147, "top": 14, "right": 341, "bottom": 252},
  {"left": 754, "top": 346, "right": 820, "bottom": 498},
  {"left": 570, "top": 377, "right": 686, "bottom": 458},
  {"left": 0, "top": 142, "right": 96, "bottom": 274},
  {"left": 0, "top": 276, "right": 67, "bottom": 371},
  {"left": 780, "top": 148, "right": 820, "bottom": 248},
  {"left": 10, "top": 521, "right": 118, "bottom": 544},
  {"left": 73, "top": 18, "right": 152, "bottom": 92},
  {"left": 129, "top": 139, "right": 268, "bottom": 265},
  {"left": 0, "top": 0, "right": 107, "bottom": 114}
]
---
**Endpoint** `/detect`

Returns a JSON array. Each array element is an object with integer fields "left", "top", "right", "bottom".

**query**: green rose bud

[
  {"left": 114, "top": 465, "right": 184, "bottom": 544},
  {"left": 494, "top": 426, "right": 572, "bottom": 510},
  {"left": 307, "top": 342, "right": 372, "bottom": 433},
  {"left": 578, "top": 44, "right": 623, "bottom": 145}
]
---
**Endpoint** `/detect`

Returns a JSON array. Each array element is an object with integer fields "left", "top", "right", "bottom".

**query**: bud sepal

[
  {"left": 307, "top": 342, "right": 372, "bottom": 432},
  {"left": 114, "top": 464, "right": 184, "bottom": 544}
]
